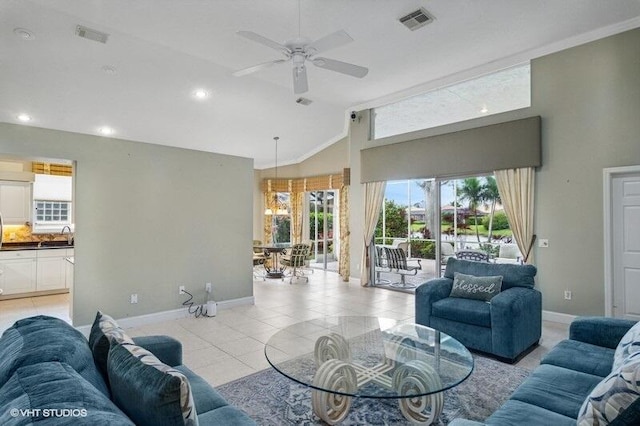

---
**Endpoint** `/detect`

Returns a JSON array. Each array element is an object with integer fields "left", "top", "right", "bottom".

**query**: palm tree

[
  {"left": 416, "top": 180, "right": 436, "bottom": 239},
  {"left": 482, "top": 176, "right": 501, "bottom": 242},
  {"left": 458, "top": 178, "right": 484, "bottom": 242}
]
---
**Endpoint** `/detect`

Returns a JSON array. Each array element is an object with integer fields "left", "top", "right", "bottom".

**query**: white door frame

[{"left": 603, "top": 165, "right": 640, "bottom": 316}]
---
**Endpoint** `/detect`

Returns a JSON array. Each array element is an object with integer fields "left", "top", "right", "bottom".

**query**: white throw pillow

[
  {"left": 613, "top": 321, "right": 640, "bottom": 371},
  {"left": 577, "top": 351, "right": 640, "bottom": 425}
]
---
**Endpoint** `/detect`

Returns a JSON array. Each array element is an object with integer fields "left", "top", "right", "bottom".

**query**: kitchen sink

[{"left": 39, "top": 240, "right": 73, "bottom": 247}]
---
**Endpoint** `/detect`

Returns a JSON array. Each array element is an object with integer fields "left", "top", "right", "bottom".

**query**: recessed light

[
  {"left": 17, "top": 113, "right": 32, "bottom": 122},
  {"left": 192, "top": 89, "right": 209, "bottom": 100},
  {"left": 101, "top": 65, "right": 117, "bottom": 74},
  {"left": 98, "top": 126, "right": 115, "bottom": 136},
  {"left": 480, "top": 106, "right": 489, "bottom": 114},
  {"left": 13, "top": 28, "right": 35, "bottom": 40}
]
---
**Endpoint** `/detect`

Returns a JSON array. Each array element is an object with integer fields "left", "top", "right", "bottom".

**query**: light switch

[{"left": 538, "top": 239, "right": 549, "bottom": 248}]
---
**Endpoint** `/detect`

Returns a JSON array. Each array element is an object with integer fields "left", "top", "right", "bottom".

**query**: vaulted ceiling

[{"left": 2, "top": 1, "right": 640, "bottom": 168}]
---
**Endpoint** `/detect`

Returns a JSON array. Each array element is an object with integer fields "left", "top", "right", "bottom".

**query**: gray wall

[
  {"left": 531, "top": 28, "right": 640, "bottom": 315},
  {"left": 0, "top": 123, "right": 254, "bottom": 326}
]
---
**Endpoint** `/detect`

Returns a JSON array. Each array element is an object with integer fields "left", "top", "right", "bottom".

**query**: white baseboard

[
  {"left": 542, "top": 310, "right": 577, "bottom": 324},
  {"left": 76, "top": 296, "right": 255, "bottom": 337}
]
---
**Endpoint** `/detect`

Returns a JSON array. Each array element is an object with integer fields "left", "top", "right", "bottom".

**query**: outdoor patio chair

[
  {"left": 495, "top": 243, "right": 522, "bottom": 264},
  {"left": 383, "top": 246, "right": 420, "bottom": 288},
  {"left": 455, "top": 249, "right": 490, "bottom": 262},
  {"left": 441, "top": 242, "right": 455, "bottom": 265}
]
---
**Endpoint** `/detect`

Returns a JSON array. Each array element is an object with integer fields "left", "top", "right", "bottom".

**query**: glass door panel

[{"left": 306, "top": 190, "right": 338, "bottom": 271}]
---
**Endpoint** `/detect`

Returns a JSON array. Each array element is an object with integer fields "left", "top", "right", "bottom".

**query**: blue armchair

[{"left": 415, "top": 257, "right": 541, "bottom": 362}]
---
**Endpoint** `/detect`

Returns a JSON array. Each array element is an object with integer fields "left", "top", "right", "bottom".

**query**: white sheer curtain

[
  {"left": 494, "top": 167, "right": 536, "bottom": 263},
  {"left": 360, "top": 181, "right": 386, "bottom": 286}
]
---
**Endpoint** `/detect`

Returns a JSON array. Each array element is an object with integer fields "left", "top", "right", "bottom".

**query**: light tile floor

[{"left": 0, "top": 271, "right": 569, "bottom": 386}]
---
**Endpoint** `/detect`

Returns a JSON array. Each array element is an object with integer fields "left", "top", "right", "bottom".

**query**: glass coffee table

[{"left": 265, "top": 316, "right": 474, "bottom": 425}]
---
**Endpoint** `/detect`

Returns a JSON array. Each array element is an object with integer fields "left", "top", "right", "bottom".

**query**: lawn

[{"left": 410, "top": 221, "right": 512, "bottom": 238}]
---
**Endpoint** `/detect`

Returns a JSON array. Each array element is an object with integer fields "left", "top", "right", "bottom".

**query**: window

[
  {"left": 441, "top": 176, "right": 516, "bottom": 258},
  {"left": 269, "top": 192, "right": 291, "bottom": 245},
  {"left": 34, "top": 200, "right": 71, "bottom": 224},
  {"left": 373, "top": 175, "right": 518, "bottom": 287},
  {"left": 373, "top": 64, "right": 531, "bottom": 139}
]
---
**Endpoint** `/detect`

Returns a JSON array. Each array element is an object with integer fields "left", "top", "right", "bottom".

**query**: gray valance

[{"left": 360, "top": 116, "right": 541, "bottom": 183}]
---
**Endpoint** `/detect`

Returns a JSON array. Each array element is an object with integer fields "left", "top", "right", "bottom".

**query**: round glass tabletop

[{"left": 264, "top": 316, "right": 474, "bottom": 399}]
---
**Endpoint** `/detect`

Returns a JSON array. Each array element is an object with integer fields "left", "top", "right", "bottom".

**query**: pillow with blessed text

[{"left": 450, "top": 272, "right": 503, "bottom": 302}]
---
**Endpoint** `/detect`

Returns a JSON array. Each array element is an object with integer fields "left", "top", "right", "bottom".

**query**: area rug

[{"left": 217, "top": 355, "right": 529, "bottom": 425}]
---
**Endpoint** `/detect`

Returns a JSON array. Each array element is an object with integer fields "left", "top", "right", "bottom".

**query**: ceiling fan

[{"left": 232, "top": 29, "right": 369, "bottom": 94}]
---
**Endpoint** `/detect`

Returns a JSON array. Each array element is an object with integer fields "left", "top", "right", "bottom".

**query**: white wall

[{"left": 0, "top": 123, "right": 254, "bottom": 326}]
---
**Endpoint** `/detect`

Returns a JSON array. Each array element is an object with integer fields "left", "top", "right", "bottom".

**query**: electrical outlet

[
  {"left": 564, "top": 290, "right": 572, "bottom": 300},
  {"left": 205, "top": 282, "right": 212, "bottom": 293},
  {"left": 538, "top": 239, "right": 549, "bottom": 248},
  {"left": 179, "top": 285, "right": 185, "bottom": 295},
  {"left": 130, "top": 294, "right": 138, "bottom": 304}
]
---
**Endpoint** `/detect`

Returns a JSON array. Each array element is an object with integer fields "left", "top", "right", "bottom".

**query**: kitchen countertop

[{"left": 0, "top": 242, "right": 74, "bottom": 251}]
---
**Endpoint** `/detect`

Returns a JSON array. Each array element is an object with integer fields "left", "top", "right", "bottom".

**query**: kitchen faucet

[{"left": 61, "top": 225, "right": 73, "bottom": 245}]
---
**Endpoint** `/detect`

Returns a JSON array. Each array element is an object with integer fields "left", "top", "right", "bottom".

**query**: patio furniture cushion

[
  {"left": 444, "top": 258, "right": 536, "bottom": 290},
  {"left": 613, "top": 320, "right": 640, "bottom": 370},
  {"left": 108, "top": 342, "right": 198, "bottom": 426},
  {"left": 449, "top": 272, "right": 502, "bottom": 302},
  {"left": 431, "top": 297, "right": 492, "bottom": 328},
  {"left": 577, "top": 352, "right": 640, "bottom": 425}
]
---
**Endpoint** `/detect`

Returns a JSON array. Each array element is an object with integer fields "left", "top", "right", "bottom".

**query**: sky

[{"left": 385, "top": 180, "right": 458, "bottom": 208}]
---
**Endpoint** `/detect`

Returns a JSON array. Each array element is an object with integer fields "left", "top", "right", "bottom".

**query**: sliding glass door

[{"left": 306, "top": 190, "right": 339, "bottom": 271}]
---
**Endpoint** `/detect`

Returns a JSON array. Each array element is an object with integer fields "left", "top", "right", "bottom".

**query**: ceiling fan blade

[
  {"left": 232, "top": 59, "right": 287, "bottom": 77},
  {"left": 307, "top": 30, "right": 353, "bottom": 54},
  {"left": 236, "top": 31, "right": 290, "bottom": 54},
  {"left": 293, "top": 66, "right": 309, "bottom": 94},
  {"left": 312, "top": 57, "right": 368, "bottom": 78}
]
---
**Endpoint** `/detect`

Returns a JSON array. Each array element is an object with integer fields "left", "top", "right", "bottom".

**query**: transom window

[{"left": 373, "top": 64, "right": 531, "bottom": 139}]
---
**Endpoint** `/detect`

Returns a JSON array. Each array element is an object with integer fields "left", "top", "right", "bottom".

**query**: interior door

[{"left": 613, "top": 174, "right": 640, "bottom": 320}]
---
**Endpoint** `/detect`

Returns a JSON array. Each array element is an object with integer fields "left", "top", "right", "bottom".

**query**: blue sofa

[
  {"left": 450, "top": 316, "right": 640, "bottom": 425},
  {"left": 415, "top": 258, "right": 541, "bottom": 362},
  {"left": 0, "top": 315, "right": 255, "bottom": 425}
]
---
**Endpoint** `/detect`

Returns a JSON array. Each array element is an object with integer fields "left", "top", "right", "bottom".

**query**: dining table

[{"left": 257, "top": 245, "right": 289, "bottom": 279}]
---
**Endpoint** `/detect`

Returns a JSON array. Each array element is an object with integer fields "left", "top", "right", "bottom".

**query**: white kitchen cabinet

[
  {"left": 0, "top": 251, "right": 37, "bottom": 295},
  {"left": 65, "top": 248, "right": 74, "bottom": 289},
  {"left": 0, "top": 181, "right": 31, "bottom": 224},
  {"left": 36, "top": 249, "right": 67, "bottom": 291}
]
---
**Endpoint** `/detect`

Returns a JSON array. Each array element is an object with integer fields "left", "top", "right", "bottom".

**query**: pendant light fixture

[{"left": 264, "top": 136, "right": 288, "bottom": 216}]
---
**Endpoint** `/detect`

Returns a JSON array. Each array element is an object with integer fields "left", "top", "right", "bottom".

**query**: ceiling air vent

[
  {"left": 75, "top": 25, "right": 109, "bottom": 44},
  {"left": 399, "top": 8, "right": 435, "bottom": 31},
  {"left": 295, "top": 97, "right": 313, "bottom": 106}
]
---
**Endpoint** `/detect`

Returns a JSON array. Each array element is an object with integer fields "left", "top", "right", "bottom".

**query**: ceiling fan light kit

[{"left": 233, "top": 29, "right": 368, "bottom": 94}]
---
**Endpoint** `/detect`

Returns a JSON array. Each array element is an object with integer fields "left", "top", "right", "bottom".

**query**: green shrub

[
  {"left": 411, "top": 240, "right": 435, "bottom": 259},
  {"left": 482, "top": 212, "right": 510, "bottom": 231}
]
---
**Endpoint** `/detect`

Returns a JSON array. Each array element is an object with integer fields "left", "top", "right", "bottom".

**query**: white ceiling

[{"left": 2, "top": 1, "right": 640, "bottom": 168}]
